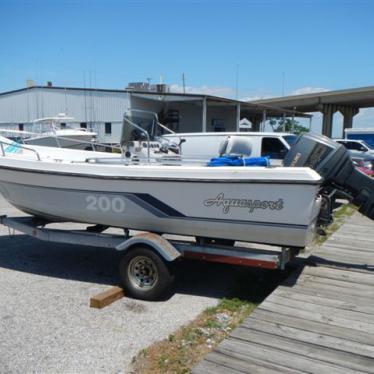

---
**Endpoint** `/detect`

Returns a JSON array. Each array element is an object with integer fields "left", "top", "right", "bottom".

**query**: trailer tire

[{"left": 119, "top": 246, "right": 174, "bottom": 301}]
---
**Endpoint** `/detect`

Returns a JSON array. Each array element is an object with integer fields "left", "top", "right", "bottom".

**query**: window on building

[
  {"left": 18, "top": 123, "right": 24, "bottom": 131},
  {"left": 261, "top": 137, "right": 288, "bottom": 159},
  {"left": 80, "top": 122, "right": 87, "bottom": 129},
  {"left": 105, "top": 122, "right": 112, "bottom": 135}
]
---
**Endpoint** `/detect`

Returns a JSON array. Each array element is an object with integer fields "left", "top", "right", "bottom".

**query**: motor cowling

[{"left": 284, "top": 132, "right": 374, "bottom": 220}]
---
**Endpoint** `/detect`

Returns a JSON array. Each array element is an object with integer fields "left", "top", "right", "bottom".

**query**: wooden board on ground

[{"left": 90, "top": 286, "right": 125, "bottom": 309}]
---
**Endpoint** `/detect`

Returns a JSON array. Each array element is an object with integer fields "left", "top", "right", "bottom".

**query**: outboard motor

[{"left": 284, "top": 132, "right": 374, "bottom": 220}]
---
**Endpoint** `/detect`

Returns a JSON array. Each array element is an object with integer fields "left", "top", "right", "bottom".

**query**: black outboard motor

[{"left": 284, "top": 132, "right": 374, "bottom": 221}]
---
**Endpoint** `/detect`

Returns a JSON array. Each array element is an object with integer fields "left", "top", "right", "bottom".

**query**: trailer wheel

[{"left": 119, "top": 246, "right": 174, "bottom": 301}]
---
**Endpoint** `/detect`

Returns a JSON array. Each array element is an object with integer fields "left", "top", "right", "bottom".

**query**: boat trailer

[{"left": 0, "top": 215, "right": 298, "bottom": 300}]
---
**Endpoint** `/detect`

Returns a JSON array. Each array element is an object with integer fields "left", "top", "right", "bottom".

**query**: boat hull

[
  {"left": 24, "top": 134, "right": 95, "bottom": 150},
  {"left": 0, "top": 165, "right": 321, "bottom": 248}
]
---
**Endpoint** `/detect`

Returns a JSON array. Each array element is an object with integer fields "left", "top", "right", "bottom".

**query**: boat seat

[{"left": 219, "top": 136, "right": 252, "bottom": 157}]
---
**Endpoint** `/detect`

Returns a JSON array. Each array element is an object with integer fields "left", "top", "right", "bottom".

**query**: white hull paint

[
  {"left": 0, "top": 155, "right": 322, "bottom": 248},
  {"left": 24, "top": 133, "right": 95, "bottom": 150}
]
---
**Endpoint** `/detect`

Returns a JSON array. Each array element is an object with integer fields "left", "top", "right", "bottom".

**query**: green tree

[{"left": 269, "top": 118, "right": 309, "bottom": 135}]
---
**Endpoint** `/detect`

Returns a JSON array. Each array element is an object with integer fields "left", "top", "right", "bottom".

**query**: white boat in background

[
  {"left": 0, "top": 134, "right": 118, "bottom": 162},
  {"left": 6, "top": 113, "right": 97, "bottom": 150}
]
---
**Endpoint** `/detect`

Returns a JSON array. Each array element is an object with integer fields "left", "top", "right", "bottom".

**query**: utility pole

[
  {"left": 146, "top": 77, "right": 152, "bottom": 90},
  {"left": 182, "top": 73, "right": 186, "bottom": 94},
  {"left": 235, "top": 64, "right": 239, "bottom": 99}
]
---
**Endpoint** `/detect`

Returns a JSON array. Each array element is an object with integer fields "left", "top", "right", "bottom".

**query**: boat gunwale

[{"left": 0, "top": 164, "right": 323, "bottom": 185}]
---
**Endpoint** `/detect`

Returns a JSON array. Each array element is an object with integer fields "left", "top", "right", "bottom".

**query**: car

[
  {"left": 164, "top": 132, "right": 297, "bottom": 166},
  {"left": 350, "top": 153, "right": 374, "bottom": 177},
  {"left": 335, "top": 139, "right": 374, "bottom": 155}
]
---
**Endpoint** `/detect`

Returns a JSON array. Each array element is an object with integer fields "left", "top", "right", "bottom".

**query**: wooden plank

[
  {"left": 203, "top": 350, "right": 304, "bottom": 374},
  {"left": 285, "top": 276, "right": 374, "bottom": 298},
  {"left": 335, "top": 221, "right": 374, "bottom": 231},
  {"left": 310, "top": 254, "right": 374, "bottom": 268},
  {"left": 258, "top": 300, "right": 374, "bottom": 333},
  {"left": 333, "top": 223, "right": 374, "bottom": 232},
  {"left": 310, "top": 248, "right": 372, "bottom": 260},
  {"left": 302, "top": 266, "right": 374, "bottom": 286},
  {"left": 192, "top": 358, "right": 244, "bottom": 374},
  {"left": 340, "top": 223, "right": 374, "bottom": 231},
  {"left": 296, "top": 274, "right": 374, "bottom": 295},
  {"left": 248, "top": 309, "right": 374, "bottom": 345},
  {"left": 240, "top": 318, "right": 374, "bottom": 357},
  {"left": 288, "top": 279, "right": 374, "bottom": 299},
  {"left": 218, "top": 338, "right": 367, "bottom": 374},
  {"left": 333, "top": 231, "right": 374, "bottom": 240},
  {"left": 229, "top": 329, "right": 374, "bottom": 372},
  {"left": 333, "top": 233, "right": 374, "bottom": 242},
  {"left": 89, "top": 286, "right": 124, "bottom": 309},
  {"left": 278, "top": 282, "right": 372, "bottom": 305},
  {"left": 309, "top": 256, "right": 374, "bottom": 273},
  {"left": 321, "top": 241, "right": 374, "bottom": 253},
  {"left": 274, "top": 286, "right": 374, "bottom": 315},
  {"left": 264, "top": 295, "right": 374, "bottom": 325},
  {"left": 319, "top": 243, "right": 374, "bottom": 256},
  {"left": 313, "top": 249, "right": 374, "bottom": 264},
  {"left": 323, "top": 236, "right": 374, "bottom": 248},
  {"left": 315, "top": 246, "right": 374, "bottom": 261}
]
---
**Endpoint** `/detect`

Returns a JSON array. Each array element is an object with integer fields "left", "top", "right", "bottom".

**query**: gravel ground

[{"left": 0, "top": 195, "right": 248, "bottom": 374}]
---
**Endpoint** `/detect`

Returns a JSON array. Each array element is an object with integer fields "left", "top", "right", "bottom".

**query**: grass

[
  {"left": 130, "top": 297, "right": 255, "bottom": 374},
  {"left": 130, "top": 202, "right": 357, "bottom": 374},
  {"left": 129, "top": 266, "right": 291, "bottom": 374}
]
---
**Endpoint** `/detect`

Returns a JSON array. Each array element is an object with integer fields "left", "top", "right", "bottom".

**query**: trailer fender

[{"left": 115, "top": 233, "right": 181, "bottom": 262}]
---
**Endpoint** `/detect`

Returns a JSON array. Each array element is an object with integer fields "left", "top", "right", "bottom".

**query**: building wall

[
  {"left": 0, "top": 87, "right": 132, "bottom": 144},
  {"left": 0, "top": 87, "right": 238, "bottom": 144},
  {"left": 0, "top": 87, "right": 131, "bottom": 124},
  {"left": 0, "top": 89, "right": 36, "bottom": 123}
]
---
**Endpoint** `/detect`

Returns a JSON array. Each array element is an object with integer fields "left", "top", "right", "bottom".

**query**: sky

[{"left": 1, "top": 0, "right": 374, "bottom": 134}]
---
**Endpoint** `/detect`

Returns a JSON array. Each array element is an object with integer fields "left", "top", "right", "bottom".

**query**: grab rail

[{"left": 0, "top": 140, "right": 41, "bottom": 161}]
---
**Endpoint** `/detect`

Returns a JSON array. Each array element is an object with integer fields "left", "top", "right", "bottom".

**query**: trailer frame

[{"left": 0, "top": 215, "right": 298, "bottom": 299}]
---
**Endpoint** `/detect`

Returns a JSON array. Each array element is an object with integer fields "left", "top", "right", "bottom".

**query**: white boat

[
  {"left": 11, "top": 113, "right": 97, "bottom": 150},
  {"left": 0, "top": 134, "right": 118, "bottom": 162},
  {"left": 0, "top": 155, "right": 323, "bottom": 248},
  {"left": 0, "top": 112, "right": 323, "bottom": 249},
  {"left": 2, "top": 114, "right": 374, "bottom": 300}
]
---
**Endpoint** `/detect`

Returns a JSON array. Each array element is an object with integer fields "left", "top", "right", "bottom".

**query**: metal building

[{"left": 0, "top": 84, "right": 309, "bottom": 144}]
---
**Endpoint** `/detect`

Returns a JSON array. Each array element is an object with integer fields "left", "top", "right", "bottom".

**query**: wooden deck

[{"left": 193, "top": 212, "right": 374, "bottom": 374}]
